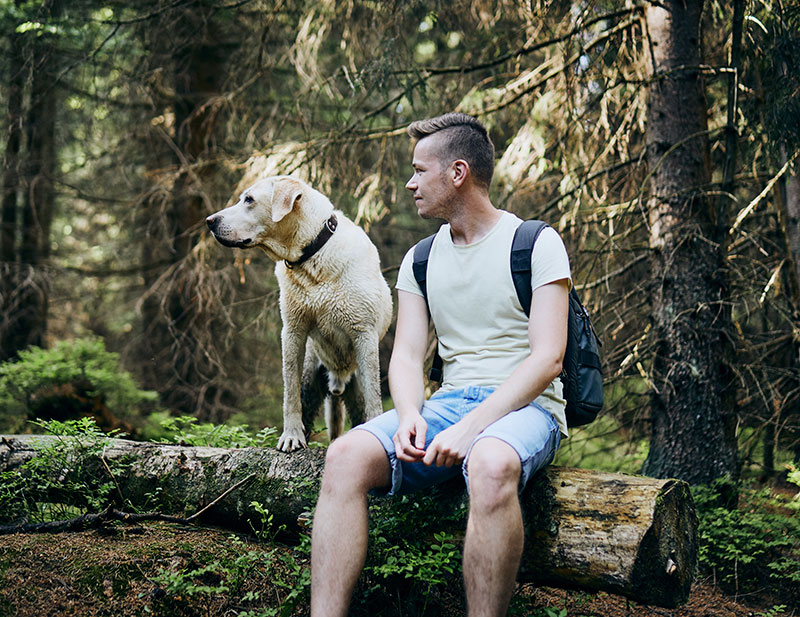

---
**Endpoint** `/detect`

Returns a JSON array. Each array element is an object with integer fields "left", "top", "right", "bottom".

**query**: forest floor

[{"left": 0, "top": 522, "right": 784, "bottom": 617}]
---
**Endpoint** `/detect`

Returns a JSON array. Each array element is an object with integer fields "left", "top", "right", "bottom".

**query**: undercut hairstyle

[{"left": 407, "top": 112, "right": 495, "bottom": 190}]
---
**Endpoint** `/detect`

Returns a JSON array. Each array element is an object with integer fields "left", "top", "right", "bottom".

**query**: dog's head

[{"left": 206, "top": 176, "right": 320, "bottom": 257}]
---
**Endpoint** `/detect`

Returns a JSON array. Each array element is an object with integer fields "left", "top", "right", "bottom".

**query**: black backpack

[{"left": 411, "top": 219, "right": 603, "bottom": 427}]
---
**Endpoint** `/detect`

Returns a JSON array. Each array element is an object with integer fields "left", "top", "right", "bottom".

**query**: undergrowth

[
  {"left": 150, "top": 413, "right": 279, "bottom": 449},
  {"left": 0, "top": 417, "right": 127, "bottom": 524},
  {"left": 354, "top": 487, "right": 468, "bottom": 616},
  {"left": 5, "top": 410, "right": 800, "bottom": 614},
  {"left": 692, "top": 476, "right": 800, "bottom": 608}
]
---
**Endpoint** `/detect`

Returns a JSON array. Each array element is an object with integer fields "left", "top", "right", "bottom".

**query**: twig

[
  {"left": 185, "top": 472, "right": 256, "bottom": 522},
  {"left": 100, "top": 447, "right": 126, "bottom": 506},
  {"left": 0, "top": 506, "right": 186, "bottom": 535}
]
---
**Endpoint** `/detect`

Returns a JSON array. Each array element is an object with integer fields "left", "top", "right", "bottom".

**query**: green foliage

[
  {"left": 0, "top": 338, "right": 158, "bottom": 433},
  {"left": 0, "top": 417, "right": 123, "bottom": 524},
  {"left": 152, "top": 414, "right": 278, "bottom": 449},
  {"left": 145, "top": 534, "right": 310, "bottom": 617},
  {"left": 693, "top": 479, "right": 800, "bottom": 605},
  {"left": 531, "top": 608, "right": 568, "bottom": 617},
  {"left": 369, "top": 530, "right": 458, "bottom": 585},
  {"left": 786, "top": 463, "right": 800, "bottom": 510},
  {"left": 756, "top": 605, "right": 788, "bottom": 617},
  {"left": 248, "top": 500, "right": 288, "bottom": 544},
  {"left": 353, "top": 487, "right": 467, "bottom": 615}
]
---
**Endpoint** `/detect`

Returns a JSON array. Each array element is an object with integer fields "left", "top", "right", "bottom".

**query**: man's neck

[{"left": 447, "top": 196, "right": 502, "bottom": 246}]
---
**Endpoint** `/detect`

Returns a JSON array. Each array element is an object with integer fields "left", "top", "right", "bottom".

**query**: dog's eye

[{"left": 244, "top": 195, "right": 254, "bottom": 205}]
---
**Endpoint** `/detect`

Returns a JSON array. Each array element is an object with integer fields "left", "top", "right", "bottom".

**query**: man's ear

[
  {"left": 272, "top": 181, "right": 303, "bottom": 222},
  {"left": 452, "top": 159, "right": 469, "bottom": 188}
]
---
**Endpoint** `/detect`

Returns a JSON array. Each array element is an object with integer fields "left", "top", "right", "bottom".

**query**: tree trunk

[
  {"left": 135, "top": 8, "right": 232, "bottom": 421},
  {"left": 642, "top": 0, "right": 739, "bottom": 484},
  {"left": 0, "top": 16, "right": 25, "bottom": 362},
  {"left": 15, "top": 7, "right": 59, "bottom": 352},
  {"left": 0, "top": 435, "right": 697, "bottom": 608},
  {"left": 0, "top": 0, "right": 60, "bottom": 360}
]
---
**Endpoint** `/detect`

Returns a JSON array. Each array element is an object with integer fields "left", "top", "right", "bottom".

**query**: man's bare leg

[
  {"left": 311, "top": 430, "right": 391, "bottom": 617},
  {"left": 463, "top": 438, "right": 524, "bottom": 617}
]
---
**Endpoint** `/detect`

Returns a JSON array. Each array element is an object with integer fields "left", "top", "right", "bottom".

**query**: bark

[
  {"left": 785, "top": 165, "right": 800, "bottom": 290},
  {"left": 642, "top": 0, "right": 739, "bottom": 484},
  {"left": 0, "top": 435, "right": 697, "bottom": 608}
]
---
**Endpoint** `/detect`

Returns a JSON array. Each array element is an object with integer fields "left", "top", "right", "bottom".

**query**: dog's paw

[{"left": 277, "top": 427, "right": 308, "bottom": 452}]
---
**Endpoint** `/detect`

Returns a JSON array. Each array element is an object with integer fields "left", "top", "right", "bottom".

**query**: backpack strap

[
  {"left": 412, "top": 233, "right": 436, "bottom": 300},
  {"left": 411, "top": 233, "right": 443, "bottom": 382},
  {"left": 510, "top": 220, "right": 549, "bottom": 317}
]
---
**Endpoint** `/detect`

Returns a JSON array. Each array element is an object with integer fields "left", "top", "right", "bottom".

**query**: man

[{"left": 310, "top": 112, "right": 571, "bottom": 617}]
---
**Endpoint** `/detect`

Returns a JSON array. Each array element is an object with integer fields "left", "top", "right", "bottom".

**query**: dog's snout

[{"left": 206, "top": 214, "right": 220, "bottom": 232}]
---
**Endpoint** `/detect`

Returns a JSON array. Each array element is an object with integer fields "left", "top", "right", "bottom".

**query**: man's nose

[{"left": 405, "top": 178, "right": 416, "bottom": 191}]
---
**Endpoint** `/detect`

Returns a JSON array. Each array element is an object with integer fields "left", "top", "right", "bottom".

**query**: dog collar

[{"left": 285, "top": 213, "right": 338, "bottom": 269}]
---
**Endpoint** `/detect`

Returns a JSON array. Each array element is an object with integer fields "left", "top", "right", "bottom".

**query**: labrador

[{"left": 206, "top": 176, "right": 393, "bottom": 451}]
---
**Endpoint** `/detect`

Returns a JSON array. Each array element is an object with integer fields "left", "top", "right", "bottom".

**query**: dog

[{"left": 206, "top": 176, "right": 393, "bottom": 452}]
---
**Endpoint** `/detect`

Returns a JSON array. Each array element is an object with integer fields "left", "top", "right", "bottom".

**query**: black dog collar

[{"left": 284, "top": 213, "right": 338, "bottom": 269}]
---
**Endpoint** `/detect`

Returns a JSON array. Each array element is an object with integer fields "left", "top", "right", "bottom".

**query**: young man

[{"left": 310, "top": 112, "right": 571, "bottom": 617}]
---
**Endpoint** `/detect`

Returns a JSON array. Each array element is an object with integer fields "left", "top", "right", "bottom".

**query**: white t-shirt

[{"left": 396, "top": 211, "right": 572, "bottom": 435}]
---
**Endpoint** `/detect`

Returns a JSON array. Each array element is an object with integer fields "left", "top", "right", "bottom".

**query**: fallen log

[{"left": 0, "top": 434, "right": 696, "bottom": 608}]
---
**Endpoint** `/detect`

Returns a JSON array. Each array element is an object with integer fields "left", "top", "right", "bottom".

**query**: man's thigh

[
  {"left": 323, "top": 428, "right": 393, "bottom": 493},
  {"left": 465, "top": 401, "right": 561, "bottom": 491}
]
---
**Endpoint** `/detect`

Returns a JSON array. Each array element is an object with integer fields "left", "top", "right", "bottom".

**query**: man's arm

[
  {"left": 421, "top": 278, "right": 570, "bottom": 468},
  {"left": 388, "top": 289, "right": 431, "bottom": 462}
]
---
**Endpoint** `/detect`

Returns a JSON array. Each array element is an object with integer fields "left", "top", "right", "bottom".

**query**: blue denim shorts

[{"left": 352, "top": 386, "right": 561, "bottom": 496}]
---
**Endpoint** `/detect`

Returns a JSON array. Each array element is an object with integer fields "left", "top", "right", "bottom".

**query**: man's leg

[
  {"left": 311, "top": 430, "right": 391, "bottom": 617},
  {"left": 463, "top": 437, "right": 524, "bottom": 617}
]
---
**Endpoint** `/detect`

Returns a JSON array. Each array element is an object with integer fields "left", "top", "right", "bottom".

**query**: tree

[
  {"left": 0, "top": 0, "right": 61, "bottom": 361},
  {"left": 640, "top": 0, "right": 739, "bottom": 483},
  {"left": 132, "top": 3, "right": 238, "bottom": 420}
]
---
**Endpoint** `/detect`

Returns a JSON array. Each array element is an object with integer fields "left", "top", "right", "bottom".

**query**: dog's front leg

[
  {"left": 277, "top": 325, "right": 309, "bottom": 452},
  {"left": 353, "top": 330, "right": 383, "bottom": 421}
]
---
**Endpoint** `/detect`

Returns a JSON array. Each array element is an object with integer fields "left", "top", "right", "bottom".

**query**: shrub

[
  {"left": 693, "top": 478, "right": 800, "bottom": 606},
  {"left": 351, "top": 485, "right": 468, "bottom": 616},
  {"left": 152, "top": 414, "right": 278, "bottom": 449},
  {"left": 0, "top": 338, "right": 158, "bottom": 434},
  {"left": 0, "top": 417, "right": 124, "bottom": 524}
]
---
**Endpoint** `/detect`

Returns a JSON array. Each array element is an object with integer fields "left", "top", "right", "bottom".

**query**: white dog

[{"left": 206, "top": 176, "right": 393, "bottom": 451}]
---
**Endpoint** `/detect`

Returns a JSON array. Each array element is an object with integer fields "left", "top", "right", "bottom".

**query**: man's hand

[
  {"left": 393, "top": 412, "right": 428, "bottom": 462},
  {"left": 422, "top": 418, "right": 481, "bottom": 468}
]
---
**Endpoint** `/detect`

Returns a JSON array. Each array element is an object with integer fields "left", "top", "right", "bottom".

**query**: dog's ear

[{"left": 272, "top": 180, "right": 303, "bottom": 222}]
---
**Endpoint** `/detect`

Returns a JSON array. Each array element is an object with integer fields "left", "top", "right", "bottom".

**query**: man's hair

[{"left": 407, "top": 112, "right": 495, "bottom": 189}]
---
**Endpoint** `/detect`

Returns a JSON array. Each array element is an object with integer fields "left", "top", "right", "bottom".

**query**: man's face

[{"left": 405, "top": 134, "right": 455, "bottom": 219}]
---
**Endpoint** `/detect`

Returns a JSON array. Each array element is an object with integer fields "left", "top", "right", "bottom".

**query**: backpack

[{"left": 411, "top": 219, "right": 603, "bottom": 427}]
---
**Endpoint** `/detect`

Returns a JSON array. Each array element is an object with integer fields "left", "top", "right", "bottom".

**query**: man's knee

[
  {"left": 467, "top": 438, "right": 521, "bottom": 510},
  {"left": 321, "top": 430, "right": 391, "bottom": 494}
]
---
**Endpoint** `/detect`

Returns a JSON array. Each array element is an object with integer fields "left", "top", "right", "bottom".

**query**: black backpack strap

[
  {"left": 412, "top": 233, "right": 436, "bottom": 300},
  {"left": 411, "top": 233, "right": 443, "bottom": 382},
  {"left": 510, "top": 220, "right": 549, "bottom": 317}
]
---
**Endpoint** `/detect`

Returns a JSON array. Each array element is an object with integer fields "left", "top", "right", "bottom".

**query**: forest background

[
  {"left": 2, "top": 0, "right": 799, "bottom": 483},
  {"left": 1, "top": 0, "right": 800, "bottom": 615}
]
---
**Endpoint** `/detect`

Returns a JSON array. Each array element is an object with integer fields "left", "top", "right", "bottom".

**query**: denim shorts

[{"left": 352, "top": 386, "right": 561, "bottom": 496}]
